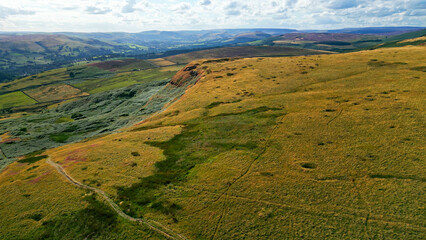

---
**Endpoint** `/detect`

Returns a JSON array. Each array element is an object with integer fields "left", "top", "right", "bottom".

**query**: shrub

[
  {"left": 18, "top": 155, "right": 48, "bottom": 164},
  {"left": 71, "top": 112, "right": 85, "bottom": 120},
  {"left": 131, "top": 152, "right": 140, "bottom": 157},
  {"left": 301, "top": 162, "right": 317, "bottom": 169},
  {"left": 55, "top": 117, "right": 74, "bottom": 123},
  {"left": 28, "top": 213, "right": 43, "bottom": 221},
  {"left": 49, "top": 134, "right": 71, "bottom": 143},
  {"left": 206, "top": 101, "right": 224, "bottom": 109}
]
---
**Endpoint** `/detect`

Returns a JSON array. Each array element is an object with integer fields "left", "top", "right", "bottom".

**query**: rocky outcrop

[{"left": 169, "top": 63, "right": 202, "bottom": 87}]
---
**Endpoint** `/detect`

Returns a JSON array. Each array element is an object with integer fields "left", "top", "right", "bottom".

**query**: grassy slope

[
  {"left": 0, "top": 59, "right": 164, "bottom": 96},
  {"left": 164, "top": 46, "right": 330, "bottom": 64},
  {"left": 0, "top": 46, "right": 425, "bottom": 239},
  {"left": 24, "top": 84, "right": 89, "bottom": 102},
  {"left": 371, "top": 37, "right": 426, "bottom": 49},
  {"left": 123, "top": 47, "right": 425, "bottom": 239},
  {"left": 0, "top": 156, "right": 159, "bottom": 239},
  {"left": 0, "top": 65, "right": 112, "bottom": 94},
  {"left": 366, "top": 29, "right": 426, "bottom": 50},
  {"left": 385, "top": 29, "right": 426, "bottom": 42},
  {"left": 0, "top": 34, "right": 147, "bottom": 69},
  {"left": 0, "top": 91, "right": 37, "bottom": 109},
  {"left": 74, "top": 66, "right": 181, "bottom": 94}
]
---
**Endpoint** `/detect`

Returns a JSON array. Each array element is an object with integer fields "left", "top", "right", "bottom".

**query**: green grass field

[
  {"left": 0, "top": 91, "right": 37, "bottom": 109},
  {"left": 0, "top": 60, "right": 180, "bottom": 111},
  {"left": 74, "top": 66, "right": 182, "bottom": 94}
]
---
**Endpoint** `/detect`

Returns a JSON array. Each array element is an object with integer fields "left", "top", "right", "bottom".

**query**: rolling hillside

[
  {"left": 163, "top": 46, "right": 331, "bottom": 64},
  {"left": 369, "top": 29, "right": 426, "bottom": 49},
  {"left": 0, "top": 45, "right": 330, "bottom": 113},
  {"left": 257, "top": 29, "right": 426, "bottom": 52},
  {"left": 325, "top": 26, "right": 424, "bottom": 35},
  {"left": 258, "top": 33, "right": 384, "bottom": 52},
  {"left": 0, "top": 34, "right": 148, "bottom": 82},
  {"left": 0, "top": 45, "right": 424, "bottom": 239},
  {"left": 2, "top": 27, "right": 422, "bottom": 82}
]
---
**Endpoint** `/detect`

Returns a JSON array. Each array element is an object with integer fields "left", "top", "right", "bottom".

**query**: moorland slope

[{"left": 0, "top": 45, "right": 424, "bottom": 239}]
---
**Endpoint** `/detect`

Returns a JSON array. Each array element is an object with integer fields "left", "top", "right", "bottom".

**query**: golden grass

[
  {"left": 132, "top": 46, "right": 426, "bottom": 239},
  {"left": 0, "top": 158, "right": 86, "bottom": 239},
  {"left": 159, "top": 64, "right": 185, "bottom": 72},
  {"left": 0, "top": 112, "right": 29, "bottom": 121},
  {"left": 149, "top": 58, "right": 177, "bottom": 67},
  {"left": 24, "top": 84, "right": 89, "bottom": 102},
  {"left": 398, "top": 36, "right": 426, "bottom": 43},
  {"left": 1, "top": 46, "right": 425, "bottom": 239},
  {"left": 45, "top": 125, "right": 183, "bottom": 197}
]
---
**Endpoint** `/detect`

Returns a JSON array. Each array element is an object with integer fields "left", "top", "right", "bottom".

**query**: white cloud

[
  {"left": 0, "top": 6, "right": 35, "bottom": 18},
  {"left": 122, "top": 0, "right": 137, "bottom": 13},
  {"left": 171, "top": 2, "right": 191, "bottom": 14},
  {"left": 86, "top": 6, "right": 112, "bottom": 15},
  {"left": 199, "top": 0, "right": 212, "bottom": 6},
  {"left": 407, "top": 0, "right": 426, "bottom": 9},
  {"left": 0, "top": 0, "right": 423, "bottom": 32},
  {"left": 226, "top": 10, "right": 241, "bottom": 16},
  {"left": 327, "top": 0, "right": 362, "bottom": 10}
]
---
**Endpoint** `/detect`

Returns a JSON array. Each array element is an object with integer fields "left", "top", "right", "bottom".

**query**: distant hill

[
  {"left": 0, "top": 34, "right": 147, "bottom": 82},
  {"left": 62, "top": 27, "right": 423, "bottom": 44},
  {"left": 163, "top": 46, "right": 331, "bottom": 64},
  {"left": 256, "top": 28, "right": 426, "bottom": 52},
  {"left": 369, "top": 29, "right": 426, "bottom": 49},
  {"left": 1, "top": 27, "right": 423, "bottom": 82},
  {"left": 385, "top": 29, "right": 426, "bottom": 41},
  {"left": 0, "top": 29, "right": 297, "bottom": 82},
  {"left": 64, "top": 29, "right": 296, "bottom": 44},
  {"left": 325, "top": 26, "right": 425, "bottom": 35},
  {"left": 258, "top": 33, "right": 384, "bottom": 52}
]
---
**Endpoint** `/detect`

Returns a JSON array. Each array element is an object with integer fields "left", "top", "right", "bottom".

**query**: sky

[{"left": 0, "top": 0, "right": 425, "bottom": 32}]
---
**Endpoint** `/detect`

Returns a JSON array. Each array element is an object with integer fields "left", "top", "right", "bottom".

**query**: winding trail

[{"left": 46, "top": 158, "right": 188, "bottom": 240}]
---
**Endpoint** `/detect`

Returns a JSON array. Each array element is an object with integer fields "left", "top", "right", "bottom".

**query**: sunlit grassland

[
  {"left": 127, "top": 46, "right": 425, "bottom": 239},
  {"left": 0, "top": 160, "right": 86, "bottom": 239},
  {"left": 24, "top": 84, "right": 89, "bottom": 102},
  {"left": 0, "top": 46, "right": 424, "bottom": 239},
  {"left": 0, "top": 91, "right": 37, "bottom": 109},
  {"left": 45, "top": 125, "right": 183, "bottom": 197},
  {"left": 158, "top": 64, "right": 186, "bottom": 72},
  {"left": 148, "top": 58, "right": 177, "bottom": 67},
  {"left": 0, "top": 127, "right": 180, "bottom": 239}
]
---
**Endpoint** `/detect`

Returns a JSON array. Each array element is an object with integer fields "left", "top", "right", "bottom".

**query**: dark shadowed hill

[{"left": 164, "top": 46, "right": 331, "bottom": 64}]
